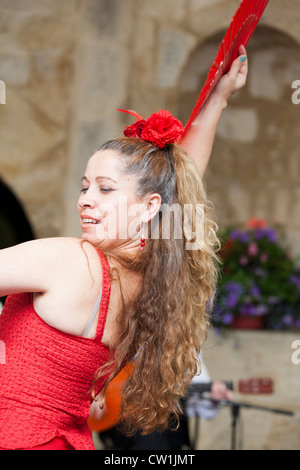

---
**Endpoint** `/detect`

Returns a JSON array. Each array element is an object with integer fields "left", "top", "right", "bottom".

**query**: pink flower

[
  {"left": 248, "top": 242, "right": 259, "bottom": 256},
  {"left": 240, "top": 256, "right": 249, "bottom": 266},
  {"left": 260, "top": 253, "right": 268, "bottom": 263}
]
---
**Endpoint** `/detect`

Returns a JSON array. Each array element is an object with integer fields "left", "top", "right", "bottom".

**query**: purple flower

[
  {"left": 229, "top": 230, "right": 249, "bottom": 243},
  {"left": 265, "top": 228, "right": 277, "bottom": 243},
  {"left": 239, "top": 233, "right": 250, "bottom": 243},
  {"left": 254, "top": 229, "right": 265, "bottom": 240},
  {"left": 254, "top": 228, "right": 277, "bottom": 243},
  {"left": 223, "top": 312, "right": 234, "bottom": 325},
  {"left": 229, "top": 229, "right": 240, "bottom": 240},
  {"left": 267, "top": 296, "right": 281, "bottom": 305},
  {"left": 225, "top": 282, "right": 244, "bottom": 295},
  {"left": 290, "top": 275, "right": 300, "bottom": 291},
  {"left": 254, "top": 268, "right": 267, "bottom": 277},
  {"left": 241, "top": 303, "right": 257, "bottom": 316},
  {"left": 282, "top": 314, "right": 294, "bottom": 326},
  {"left": 226, "top": 293, "right": 239, "bottom": 309},
  {"left": 250, "top": 285, "right": 261, "bottom": 298},
  {"left": 255, "top": 304, "right": 268, "bottom": 316}
]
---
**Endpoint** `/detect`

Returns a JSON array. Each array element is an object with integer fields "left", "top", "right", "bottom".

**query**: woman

[{"left": 0, "top": 47, "right": 247, "bottom": 450}]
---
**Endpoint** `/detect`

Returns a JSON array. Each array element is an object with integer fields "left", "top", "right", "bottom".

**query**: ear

[{"left": 141, "top": 193, "right": 162, "bottom": 224}]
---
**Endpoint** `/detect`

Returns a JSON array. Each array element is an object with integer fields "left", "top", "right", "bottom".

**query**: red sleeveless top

[{"left": 0, "top": 248, "right": 112, "bottom": 450}]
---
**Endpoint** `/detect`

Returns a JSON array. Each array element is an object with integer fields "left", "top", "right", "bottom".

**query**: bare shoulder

[
  {"left": 0, "top": 237, "right": 103, "bottom": 297},
  {"left": 38, "top": 237, "right": 104, "bottom": 284},
  {"left": 15, "top": 236, "right": 100, "bottom": 264}
]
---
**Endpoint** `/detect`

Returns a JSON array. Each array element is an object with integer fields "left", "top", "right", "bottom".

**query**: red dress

[{"left": 0, "top": 248, "right": 111, "bottom": 450}]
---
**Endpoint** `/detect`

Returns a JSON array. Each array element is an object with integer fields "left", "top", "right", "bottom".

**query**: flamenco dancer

[{"left": 0, "top": 46, "right": 247, "bottom": 449}]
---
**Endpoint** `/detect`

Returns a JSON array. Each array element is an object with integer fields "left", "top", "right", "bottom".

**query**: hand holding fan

[{"left": 181, "top": 0, "right": 270, "bottom": 138}]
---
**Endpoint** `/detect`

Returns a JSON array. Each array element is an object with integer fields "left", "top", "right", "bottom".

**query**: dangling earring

[{"left": 140, "top": 224, "right": 146, "bottom": 252}]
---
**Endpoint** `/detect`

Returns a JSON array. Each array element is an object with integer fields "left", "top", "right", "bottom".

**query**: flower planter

[
  {"left": 212, "top": 221, "right": 300, "bottom": 331},
  {"left": 232, "top": 315, "right": 265, "bottom": 330}
]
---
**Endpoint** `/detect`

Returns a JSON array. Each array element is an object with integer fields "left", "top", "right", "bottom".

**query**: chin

[
  {"left": 81, "top": 232, "right": 99, "bottom": 244},
  {"left": 81, "top": 232, "right": 116, "bottom": 251}
]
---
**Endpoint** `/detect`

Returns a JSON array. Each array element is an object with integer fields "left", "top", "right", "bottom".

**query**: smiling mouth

[{"left": 82, "top": 218, "right": 101, "bottom": 225}]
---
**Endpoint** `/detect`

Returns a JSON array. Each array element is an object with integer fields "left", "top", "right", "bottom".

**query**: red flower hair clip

[{"left": 118, "top": 109, "right": 184, "bottom": 149}]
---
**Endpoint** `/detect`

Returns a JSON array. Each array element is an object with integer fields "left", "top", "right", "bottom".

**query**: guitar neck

[
  {"left": 189, "top": 381, "right": 233, "bottom": 394},
  {"left": 189, "top": 377, "right": 273, "bottom": 395}
]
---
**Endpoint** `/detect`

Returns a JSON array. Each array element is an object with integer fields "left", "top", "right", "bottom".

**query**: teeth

[{"left": 82, "top": 218, "right": 99, "bottom": 224}]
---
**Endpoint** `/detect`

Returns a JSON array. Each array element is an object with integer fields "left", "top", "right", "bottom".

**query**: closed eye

[{"left": 100, "top": 187, "right": 114, "bottom": 193}]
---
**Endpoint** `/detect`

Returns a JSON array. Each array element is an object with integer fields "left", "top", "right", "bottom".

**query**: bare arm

[
  {"left": 180, "top": 45, "right": 248, "bottom": 178},
  {"left": 0, "top": 237, "right": 83, "bottom": 297}
]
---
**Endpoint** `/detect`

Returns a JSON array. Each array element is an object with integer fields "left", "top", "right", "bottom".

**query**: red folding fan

[{"left": 181, "top": 0, "right": 270, "bottom": 138}]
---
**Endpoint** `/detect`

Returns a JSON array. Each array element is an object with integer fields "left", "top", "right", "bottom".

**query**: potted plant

[{"left": 212, "top": 218, "right": 300, "bottom": 330}]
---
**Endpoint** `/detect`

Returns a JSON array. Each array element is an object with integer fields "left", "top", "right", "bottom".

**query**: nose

[{"left": 78, "top": 190, "right": 96, "bottom": 209}]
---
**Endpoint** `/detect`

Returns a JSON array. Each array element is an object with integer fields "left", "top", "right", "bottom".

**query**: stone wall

[
  {"left": 0, "top": 0, "right": 300, "bottom": 451},
  {"left": 0, "top": 0, "right": 81, "bottom": 237},
  {"left": 1, "top": 0, "right": 299, "bottom": 249}
]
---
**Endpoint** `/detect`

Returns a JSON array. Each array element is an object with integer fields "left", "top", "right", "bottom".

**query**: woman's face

[{"left": 78, "top": 149, "right": 157, "bottom": 251}]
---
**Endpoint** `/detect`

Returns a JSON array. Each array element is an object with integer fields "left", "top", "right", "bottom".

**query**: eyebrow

[{"left": 81, "top": 176, "right": 118, "bottom": 184}]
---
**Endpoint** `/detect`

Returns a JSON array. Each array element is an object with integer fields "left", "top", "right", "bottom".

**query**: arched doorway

[
  {"left": 178, "top": 26, "right": 300, "bottom": 255},
  {"left": 0, "top": 179, "right": 35, "bottom": 307}
]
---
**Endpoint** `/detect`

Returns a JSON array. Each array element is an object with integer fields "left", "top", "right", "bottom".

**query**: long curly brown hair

[{"left": 91, "top": 137, "right": 220, "bottom": 435}]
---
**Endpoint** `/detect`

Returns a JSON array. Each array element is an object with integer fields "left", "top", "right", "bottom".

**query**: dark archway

[{"left": 0, "top": 179, "right": 35, "bottom": 306}]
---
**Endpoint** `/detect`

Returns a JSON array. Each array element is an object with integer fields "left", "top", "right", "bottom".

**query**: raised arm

[{"left": 180, "top": 45, "right": 248, "bottom": 178}]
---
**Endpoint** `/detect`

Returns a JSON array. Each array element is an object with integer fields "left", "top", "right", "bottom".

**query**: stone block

[
  {"left": 157, "top": 28, "right": 196, "bottom": 88},
  {"left": 81, "top": 0, "right": 133, "bottom": 40},
  {"left": 0, "top": 0, "right": 80, "bottom": 15},
  {"left": 0, "top": 90, "right": 64, "bottom": 172},
  {"left": 14, "top": 14, "right": 76, "bottom": 50},
  {"left": 139, "top": 0, "right": 186, "bottom": 21},
  {"left": 18, "top": 50, "right": 73, "bottom": 126},
  {"left": 74, "top": 41, "right": 129, "bottom": 118},
  {"left": 131, "top": 19, "right": 156, "bottom": 87},
  {"left": 188, "top": 0, "right": 224, "bottom": 11},
  {"left": 0, "top": 47, "right": 30, "bottom": 85},
  {"left": 179, "top": 44, "right": 219, "bottom": 93},
  {"left": 217, "top": 107, "right": 258, "bottom": 143}
]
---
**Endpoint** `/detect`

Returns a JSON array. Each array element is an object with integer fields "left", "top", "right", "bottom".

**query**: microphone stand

[
  {"left": 187, "top": 384, "right": 294, "bottom": 450},
  {"left": 213, "top": 398, "right": 294, "bottom": 450}
]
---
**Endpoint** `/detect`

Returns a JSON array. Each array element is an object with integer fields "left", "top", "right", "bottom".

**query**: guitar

[
  {"left": 87, "top": 365, "right": 273, "bottom": 433},
  {"left": 189, "top": 377, "right": 273, "bottom": 395},
  {"left": 88, "top": 362, "right": 133, "bottom": 433}
]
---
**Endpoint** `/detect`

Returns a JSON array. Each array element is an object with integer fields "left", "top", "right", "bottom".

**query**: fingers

[
  {"left": 225, "top": 389, "right": 234, "bottom": 401},
  {"left": 239, "top": 44, "right": 247, "bottom": 56},
  {"left": 212, "top": 45, "right": 248, "bottom": 100},
  {"left": 211, "top": 381, "right": 231, "bottom": 401},
  {"left": 229, "top": 47, "right": 248, "bottom": 78}
]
